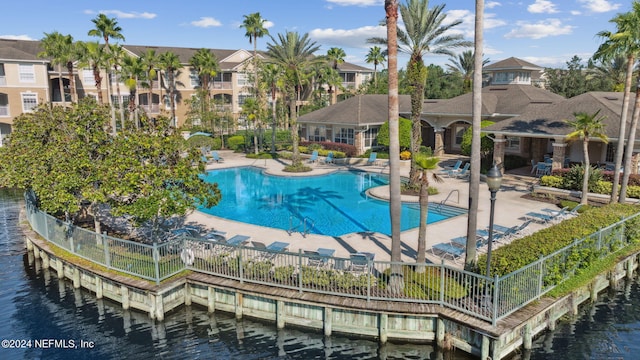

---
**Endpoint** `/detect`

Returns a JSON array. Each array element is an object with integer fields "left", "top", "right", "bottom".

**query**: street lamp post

[{"left": 485, "top": 162, "right": 503, "bottom": 278}]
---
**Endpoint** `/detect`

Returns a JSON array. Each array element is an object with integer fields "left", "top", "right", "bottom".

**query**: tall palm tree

[
  {"left": 365, "top": 46, "right": 386, "bottom": 88},
  {"left": 266, "top": 31, "right": 323, "bottom": 168},
  {"left": 260, "top": 63, "right": 283, "bottom": 154},
  {"left": 565, "top": 110, "right": 609, "bottom": 205},
  {"left": 121, "top": 54, "right": 145, "bottom": 127},
  {"left": 140, "top": 49, "right": 159, "bottom": 113},
  {"left": 414, "top": 155, "right": 442, "bottom": 265},
  {"left": 587, "top": 55, "right": 628, "bottom": 92},
  {"left": 594, "top": 2, "right": 640, "bottom": 203},
  {"left": 446, "top": 50, "right": 489, "bottom": 93},
  {"left": 159, "top": 51, "right": 183, "bottom": 127},
  {"left": 77, "top": 41, "right": 107, "bottom": 105},
  {"left": 369, "top": 0, "right": 472, "bottom": 186},
  {"left": 465, "top": 0, "right": 485, "bottom": 271},
  {"left": 384, "top": 0, "right": 403, "bottom": 293},
  {"left": 110, "top": 44, "right": 127, "bottom": 129},
  {"left": 326, "top": 47, "right": 346, "bottom": 104},
  {"left": 88, "top": 14, "right": 125, "bottom": 135},
  {"left": 39, "top": 31, "right": 77, "bottom": 104},
  {"left": 190, "top": 48, "right": 220, "bottom": 104}
]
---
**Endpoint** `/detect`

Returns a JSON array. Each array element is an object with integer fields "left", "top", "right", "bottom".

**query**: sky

[{"left": 0, "top": 0, "right": 632, "bottom": 70}]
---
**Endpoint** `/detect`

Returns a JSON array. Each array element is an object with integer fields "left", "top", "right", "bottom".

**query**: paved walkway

[{"left": 186, "top": 150, "right": 553, "bottom": 267}]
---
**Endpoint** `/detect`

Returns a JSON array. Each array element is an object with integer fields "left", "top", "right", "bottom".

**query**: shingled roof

[
  {"left": 0, "top": 39, "right": 47, "bottom": 62},
  {"left": 484, "top": 57, "right": 543, "bottom": 71},
  {"left": 483, "top": 91, "right": 637, "bottom": 140},
  {"left": 298, "top": 94, "right": 411, "bottom": 126},
  {"left": 417, "top": 85, "right": 564, "bottom": 117}
]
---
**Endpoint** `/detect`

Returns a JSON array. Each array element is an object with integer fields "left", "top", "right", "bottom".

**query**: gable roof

[
  {"left": 417, "top": 85, "right": 564, "bottom": 118},
  {"left": 484, "top": 57, "right": 543, "bottom": 71},
  {"left": 298, "top": 94, "right": 411, "bottom": 126},
  {"left": 483, "top": 91, "right": 636, "bottom": 140},
  {"left": 0, "top": 39, "right": 48, "bottom": 62}
]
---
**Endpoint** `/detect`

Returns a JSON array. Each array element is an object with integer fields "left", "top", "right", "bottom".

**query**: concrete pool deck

[{"left": 186, "top": 150, "right": 553, "bottom": 267}]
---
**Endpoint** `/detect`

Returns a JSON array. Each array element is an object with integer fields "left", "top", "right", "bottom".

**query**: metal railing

[{"left": 23, "top": 194, "right": 640, "bottom": 325}]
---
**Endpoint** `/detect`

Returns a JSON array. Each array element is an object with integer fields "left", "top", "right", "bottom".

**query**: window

[
  {"left": 237, "top": 73, "right": 248, "bottom": 87},
  {"left": 309, "top": 125, "right": 326, "bottom": 142},
  {"left": 82, "top": 69, "right": 95, "bottom": 86},
  {"left": 335, "top": 127, "right": 354, "bottom": 145},
  {"left": 213, "top": 72, "right": 232, "bottom": 82},
  {"left": 0, "top": 64, "right": 5, "bottom": 86},
  {"left": 238, "top": 94, "right": 251, "bottom": 106},
  {"left": 19, "top": 64, "right": 35, "bottom": 83},
  {"left": 0, "top": 93, "right": 8, "bottom": 116},
  {"left": 190, "top": 69, "right": 199, "bottom": 87},
  {"left": 340, "top": 72, "right": 356, "bottom": 83},
  {"left": 363, "top": 127, "right": 379, "bottom": 148},
  {"left": 606, "top": 143, "right": 616, "bottom": 163},
  {"left": 21, "top": 93, "right": 38, "bottom": 112},
  {"left": 453, "top": 124, "right": 468, "bottom": 148},
  {"left": 505, "top": 136, "right": 521, "bottom": 151}
]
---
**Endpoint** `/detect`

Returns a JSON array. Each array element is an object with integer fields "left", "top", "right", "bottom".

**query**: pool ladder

[
  {"left": 288, "top": 216, "right": 314, "bottom": 237},
  {"left": 434, "top": 189, "right": 459, "bottom": 213}
]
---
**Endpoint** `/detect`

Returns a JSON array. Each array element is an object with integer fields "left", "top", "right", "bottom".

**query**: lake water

[{"left": 1, "top": 188, "right": 639, "bottom": 359}]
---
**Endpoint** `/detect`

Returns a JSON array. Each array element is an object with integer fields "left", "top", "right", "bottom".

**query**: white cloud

[
  {"left": 445, "top": 10, "right": 507, "bottom": 39},
  {"left": 528, "top": 0, "right": 559, "bottom": 14},
  {"left": 0, "top": 34, "right": 34, "bottom": 40},
  {"left": 577, "top": 0, "right": 622, "bottom": 13},
  {"left": 264, "top": 21, "right": 275, "bottom": 29},
  {"left": 505, "top": 19, "right": 573, "bottom": 39},
  {"left": 486, "top": 1, "right": 502, "bottom": 9},
  {"left": 191, "top": 17, "right": 222, "bottom": 28},
  {"left": 325, "top": 0, "right": 382, "bottom": 6},
  {"left": 309, "top": 25, "right": 386, "bottom": 49},
  {"left": 97, "top": 10, "right": 157, "bottom": 19}
]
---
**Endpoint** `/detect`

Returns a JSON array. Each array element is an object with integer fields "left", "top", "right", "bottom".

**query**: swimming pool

[{"left": 199, "top": 167, "right": 465, "bottom": 237}]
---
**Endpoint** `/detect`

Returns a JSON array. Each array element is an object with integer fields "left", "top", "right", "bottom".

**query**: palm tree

[
  {"left": 260, "top": 63, "right": 283, "bottom": 154},
  {"left": 326, "top": 47, "right": 346, "bottom": 104},
  {"left": 190, "top": 49, "right": 220, "bottom": 104},
  {"left": 414, "top": 155, "right": 442, "bottom": 265},
  {"left": 159, "top": 51, "right": 183, "bottom": 127},
  {"left": 77, "top": 41, "right": 107, "bottom": 105},
  {"left": 369, "top": 0, "right": 472, "bottom": 186},
  {"left": 140, "top": 49, "right": 159, "bottom": 113},
  {"left": 241, "top": 12, "right": 269, "bottom": 150},
  {"left": 587, "top": 55, "right": 628, "bottom": 92},
  {"left": 593, "top": 1, "right": 640, "bottom": 203},
  {"left": 594, "top": 2, "right": 640, "bottom": 203},
  {"left": 384, "top": 0, "right": 403, "bottom": 293},
  {"left": 38, "top": 31, "right": 77, "bottom": 104},
  {"left": 446, "top": 50, "right": 489, "bottom": 93},
  {"left": 565, "top": 110, "right": 609, "bottom": 205},
  {"left": 88, "top": 13, "right": 125, "bottom": 135},
  {"left": 110, "top": 44, "right": 127, "bottom": 129},
  {"left": 266, "top": 31, "right": 323, "bottom": 168},
  {"left": 365, "top": 46, "right": 386, "bottom": 88},
  {"left": 121, "top": 55, "right": 145, "bottom": 127},
  {"left": 465, "top": 0, "right": 485, "bottom": 271}
]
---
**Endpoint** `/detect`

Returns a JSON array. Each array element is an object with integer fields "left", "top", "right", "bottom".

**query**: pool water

[{"left": 199, "top": 167, "right": 465, "bottom": 237}]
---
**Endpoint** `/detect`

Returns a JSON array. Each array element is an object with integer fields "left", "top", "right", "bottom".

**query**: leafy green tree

[
  {"left": 565, "top": 110, "right": 609, "bottom": 205},
  {"left": 460, "top": 120, "right": 495, "bottom": 157},
  {"left": 545, "top": 56, "right": 590, "bottom": 98},
  {"left": 376, "top": 117, "right": 412, "bottom": 150},
  {"left": 365, "top": 46, "right": 386, "bottom": 89},
  {"left": 266, "top": 31, "right": 324, "bottom": 169},
  {"left": 414, "top": 155, "right": 442, "bottom": 266},
  {"left": 424, "top": 64, "right": 464, "bottom": 99}
]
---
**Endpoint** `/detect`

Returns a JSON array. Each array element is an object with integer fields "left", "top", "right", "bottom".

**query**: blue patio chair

[
  {"left": 308, "top": 150, "right": 319, "bottom": 163},
  {"left": 446, "top": 162, "right": 469, "bottom": 178},
  {"left": 431, "top": 242, "right": 465, "bottom": 263},
  {"left": 440, "top": 160, "right": 462, "bottom": 174},
  {"left": 451, "top": 235, "right": 485, "bottom": 250},
  {"left": 305, "top": 248, "right": 335, "bottom": 268},
  {"left": 211, "top": 151, "right": 224, "bottom": 163},
  {"left": 323, "top": 151, "right": 334, "bottom": 164},
  {"left": 525, "top": 211, "right": 554, "bottom": 223},
  {"left": 453, "top": 163, "right": 471, "bottom": 179},
  {"left": 201, "top": 155, "right": 214, "bottom": 165},
  {"left": 253, "top": 240, "right": 290, "bottom": 261},
  {"left": 366, "top": 152, "right": 378, "bottom": 166}
]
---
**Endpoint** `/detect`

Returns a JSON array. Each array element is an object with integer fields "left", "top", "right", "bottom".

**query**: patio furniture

[
  {"left": 431, "top": 242, "right": 465, "bottom": 263},
  {"left": 366, "top": 152, "right": 378, "bottom": 166},
  {"left": 349, "top": 252, "right": 375, "bottom": 273},
  {"left": 211, "top": 151, "right": 224, "bottom": 163},
  {"left": 446, "top": 162, "right": 469, "bottom": 178},
  {"left": 308, "top": 150, "right": 319, "bottom": 163},
  {"left": 441, "top": 160, "right": 462, "bottom": 174},
  {"left": 322, "top": 151, "right": 334, "bottom": 164},
  {"left": 304, "top": 248, "right": 335, "bottom": 268}
]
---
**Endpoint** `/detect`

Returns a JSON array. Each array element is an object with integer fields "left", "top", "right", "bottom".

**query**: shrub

[
  {"left": 377, "top": 117, "right": 412, "bottom": 150},
  {"left": 400, "top": 150, "right": 411, "bottom": 160},
  {"left": 562, "top": 164, "right": 603, "bottom": 191},
  {"left": 185, "top": 134, "right": 217, "bottom": 150},
  {"left": 627, "top": 186, "right": 640, "bottom": 199},
  {"left": 227, "top": 135, "right": 246, "bottom": 151},
  {"left": 540, "top": 175, "right": 564, "bottom": 188}
]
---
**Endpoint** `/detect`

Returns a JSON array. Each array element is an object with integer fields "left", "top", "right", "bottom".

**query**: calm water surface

[{"left": 1, "top": 188, "right": 639, "bottom": 359}]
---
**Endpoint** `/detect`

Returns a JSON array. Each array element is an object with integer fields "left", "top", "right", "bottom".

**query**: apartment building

[{"left": 0, "top": 39, "right": 373, "bottom": 145}]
